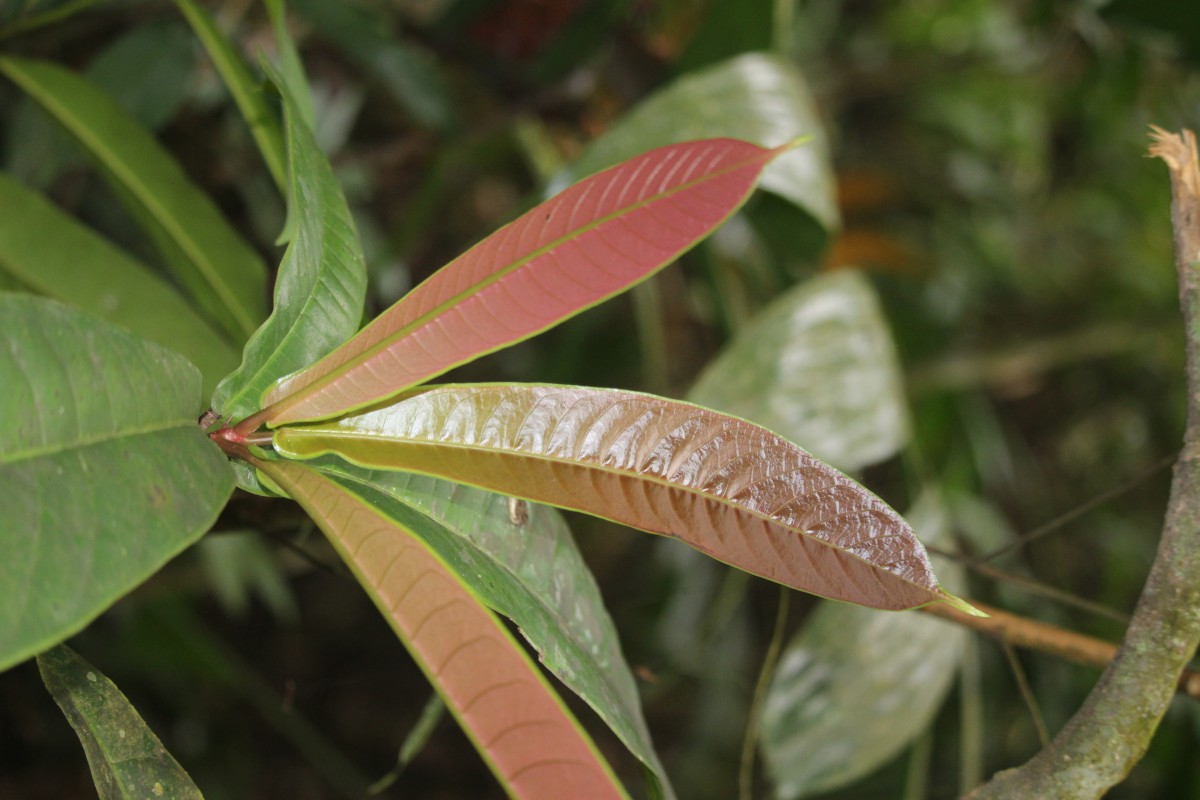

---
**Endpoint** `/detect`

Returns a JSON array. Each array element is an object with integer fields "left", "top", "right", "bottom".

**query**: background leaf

[
  {"left": 564, "top": 53, "right": 838, "bottom": 232},
  {"left": 0, "top": 294, "right": 233, "bottom": 671},
  {"left": 761, "top": 494, "right": 967, "bottom": 799},
  {"left": 257, "top": 458, "right": 630, "bottom": 800},
  {"left": 0, "top": 172, "right": 238, "bottom": 396},
  {"left": 259, "top": 137, "right": 788, "bottom": 427},
  {"left": 690, "top": 270, "right": 910, "bottom": 472},
  {"left": 37, "top": 644, "right": 204, "bottom": 800},
  {"left": 313, "top": 463, "right": 674, "bottom": 799},
  {"left": 0, "top": 56, "right": 268, "bottom": 345},
  {"left": 212, "top": 67, "right": 366, "bottom": 425},
  {"left": 274, "top": 384, "right": 963, "bottom": 612}
]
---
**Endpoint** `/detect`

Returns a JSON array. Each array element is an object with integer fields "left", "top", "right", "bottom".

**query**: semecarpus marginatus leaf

[
  {"left": 273, "top": 384, "right": 978, "bottom": 613},
  {"left": 255, "top": 458, "right": 630, "bottom": 800},
  {"left": 253, "top": 137, "right": 794, "bottom": 428}
]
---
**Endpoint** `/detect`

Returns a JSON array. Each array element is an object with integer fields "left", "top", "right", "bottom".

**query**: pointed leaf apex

[
  {"left": 776, "top": 134, "right": 814, "bottom": 154},
  {"left": 938, "top": 591, "right": 988, "bottom": 618}
]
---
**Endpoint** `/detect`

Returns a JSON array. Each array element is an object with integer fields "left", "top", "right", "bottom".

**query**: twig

[
  {"left": 965, "top": 127, "right": 1200, "bottom": 798},
  {"left": 1000, "top": 640, "right": 1050, "bottom": 747}
]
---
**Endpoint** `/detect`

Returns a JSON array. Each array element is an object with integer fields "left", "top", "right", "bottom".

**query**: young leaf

[
  {"left": 255, "top": 137, "right": 792, "bottom": 428},
  {"left": 761, "top": 495, "right": 967, "bottom": 798},
  {"left": 311, "top": 463, "right": 675, "bottom": 799},
  {"left": 255, "top": 458, "right": 631, "bottom": 800},
  {"left": 0, "top": 294, "right": 233, "bottom": 671},
  {"left": 274, "top": 384, "right": 973, "bottom": 612},
  {"left": 211, "top": 67, "right": 366, "bottom": 426},
  {"left": 0, "top": 56, "right": 268, "bottom": 344},
  {"left": 564, "top": 53, "right": 838, "bottom": 232},
  {"left": 37, "top": 645, "right": 204, "bottom": 800},
  {"left": 173, "top": 0, "right": 287, "bottom": 190},
  {"left": 0, "top": 172, "right": 239, "bottom": 396},
  {"left": 689, "top": 270, "right": 910, "bottom": 472}
]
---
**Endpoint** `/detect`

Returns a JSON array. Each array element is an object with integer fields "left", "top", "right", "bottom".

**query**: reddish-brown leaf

[
  {"left": 256, "top": 138, "right": 790, "bottom": 428},
  {"left": 256, "top": 458, "right": 629, "bottom": 800},
  {"left": 273, "top": 385, "right": 976, "bottom": 613}
]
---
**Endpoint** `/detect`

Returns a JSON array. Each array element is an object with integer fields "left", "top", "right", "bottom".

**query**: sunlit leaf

[
  {"left": 0, "top": 56, "right": 268, "bottom": 344},
  {"left": 0, "top": 294, "right": 233, "bottom": 671},
  {"left": 761, "top": 494, "right": 967, "bottom": 799},
  {"left": 257, "top": 138, "right": 790, "bottom": 427},
  {"left": 0, "top": 172, "right": 238, "bottom": 396},
  {"left": 690, "top": 270, "right": 909, "bottom": 472},
  {"left": 565, "top": 53, "right": 838, "bottom": 232},
  {"left": 313, "top": 463, "right": 675, "bottom": 799},
  {"left": 212, "top": 66, "right": 366, "bottom": 426},
  {"left": 173, "top": 0, "right": 287, "bottom": 190},
  {"left": 37, "top": 645, "right": 204, "bottom": 800},
  {"left": 274, "top": 384, "right": 971, "bottom": 612},
  {"left": 256, "top": 458, "right": 630, "bottom": 800}
]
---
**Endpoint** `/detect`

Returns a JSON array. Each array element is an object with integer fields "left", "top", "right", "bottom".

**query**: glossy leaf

[
  {"left": 313, "top": 463, "right": 674, "bottom": 799},
  {"left": 37, "top": 645, "right": 203, "bottom": 800},
  {"left": 0, "top": 172, "right": 238, "bottom": 396},
  {"left": 0, "top": 56, "right": 268, "bottom": 344},
  {"left": 256, "top": 458, "right": 630, "bottom": 800},
  {"left": 212, "top": 67, "right": 366, "bottom": 426},
  {"left": 173, "top": 0, "right": 287, "bottom": 190},
  {"left": 0, "top": 295, "right": 233, "bottom": 671},
  {"left": 761, "top": 494, "right": 967, "bottom": 799},
  {"left": 690, "top": 270, "right": 909, "bottom": 472},
  {"left": 274, "top": 384, "right": 971, "bottom": 612},
  {"left": 258, "top": 137, "right": 791, "bottom": 427},
  {"left": 565, "top": 53, "right": 838, "bottom": 232}
]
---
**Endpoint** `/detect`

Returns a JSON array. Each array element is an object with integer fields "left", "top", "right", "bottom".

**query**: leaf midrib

[{"left": 0, "top": 417, "right": 190, "bottom": 465}]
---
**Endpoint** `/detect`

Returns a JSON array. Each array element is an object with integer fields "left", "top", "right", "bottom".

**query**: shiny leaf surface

[
  {"left": 256, "top": 459, "right": 629, "bottom": 800},
  {"left": 37, "top": 645, "right": 204, "bottom": 800},
  {"left": 0, "top": 172, "right": 238, "bottom": 397},
  {"left": 0, "top": 56, "right": 268, "bottom": 343},
  {"left": 690, "top": 270, "right": 909, "bottom": 472},
  {"left": 0, "top": 295, "right": 233, "bottom": 670},
  {"left": 313, "top": 463, "right": 674, "bottom": 799},
  {"left": 259, "top": 137, "right": 789, "bottom": 427},
  {"left": 212, "top": 67, "right": 366, "bottom": 425},
  {"left": 275, "top": 384, "right": 968, "bottom": 612},
  {"left": 566, "top": 53, "right": 838, "bottom": 231},
  {"left": 761, "top": 495, "right": 967, "bottom": 798}
]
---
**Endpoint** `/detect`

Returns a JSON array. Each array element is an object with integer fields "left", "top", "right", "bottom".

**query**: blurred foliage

[{"left": 1, "top": 0, "right": 1199, "bottom": 798}]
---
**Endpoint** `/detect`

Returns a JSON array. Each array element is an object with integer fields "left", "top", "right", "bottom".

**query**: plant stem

[{"left": 963, "top": 127, "right": 1200, "bottom": 798}]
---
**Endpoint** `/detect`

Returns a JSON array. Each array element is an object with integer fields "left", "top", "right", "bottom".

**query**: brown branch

[
  {"left": 921, "top": 601, "right": 1200, "bottom": 701},
  {"left": 963, "top": 128, "right": 1200, "bottom": 798}
]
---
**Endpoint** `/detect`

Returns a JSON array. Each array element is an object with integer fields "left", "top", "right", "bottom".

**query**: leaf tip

[
  {"left": 775, "top": 134, "right": 814, "bottom": 156},
  {"left": 937, "top": 591, "right": 988, "bottom": 618}
]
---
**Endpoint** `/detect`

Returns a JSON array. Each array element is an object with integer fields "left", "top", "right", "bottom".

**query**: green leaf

[
  {"left": 173, "top": 0, "right": 287, "bottom": 190},
  {"left": 0, "top": 56, "right": 269, "bottom": 344},
  {"left": 565, "top": 53, "right": 838, "bottom": 232},
  {"left": 256, "top": 458, "right": 631, "bottom": 800},
  {"left": 0, "top": 172, "right": 239, "bottom": 397},
  {"left": 263, "top": 0, "right": 314, "bottom": 132},
  {"left": 689, "top": 270, "right": 910, "bottom": 472},
  {"left": 313, "top": 463, "right": 675, "bottom": 799},
  {"left": 212, "top": 65, "right": 366, "bottom": 426},
  {"left": 37, "top": 644, "right": 204, "bottom": 800},
  {"left": 257, "top": 138, "right": 789, "bottom": 428},
  {"left": 274, "top": 384, "right": 971, "bottom": 612},
  {"left": 0, "top": 294, "right": 233, "bottom": 671},
  {"left": 761, "top": 494, "right": 967, "bottom": 799}
]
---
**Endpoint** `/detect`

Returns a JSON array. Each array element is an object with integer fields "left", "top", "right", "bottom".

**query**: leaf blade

[
  {"left": 259, "top": 137, "right": 789, "bottom": 427},
  {"left": 312, "top": 463, "right": 674, "bottom": 799},
  {"left": 211, "top": 66, "right": 366, "bottom": 425},
  {"left": 0, "top": 294, "right": 233, "bottom": 671},
  {"left": 275, "top": 384, "right": 962, "bottom": 611},
  {"left": 256, "top": 458, "right": 630, "bottom": 800},
  {"left": 0, "top": 56, "right": 268, "bottom": 343},
  {"left": 37, "top": 645, "right": 204, "bottom": 800},
  {"left": 0, "top": 172, "right": 239, "bottom": 397}
]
